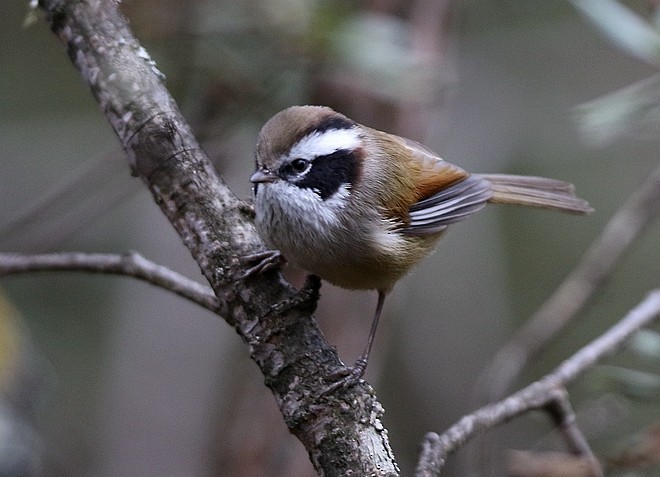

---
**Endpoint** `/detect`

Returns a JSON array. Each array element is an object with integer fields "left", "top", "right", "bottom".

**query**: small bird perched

[{"left": 250, "top": 105, "right": 592, "bottom": 386}]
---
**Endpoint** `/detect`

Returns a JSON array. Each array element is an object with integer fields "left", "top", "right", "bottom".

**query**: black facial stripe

[
  {"left": 294, "top": 149, "right": 360, "bottom": 200},
  {"left": 312, "top": 116, "right": 356, "bottom": 135}
]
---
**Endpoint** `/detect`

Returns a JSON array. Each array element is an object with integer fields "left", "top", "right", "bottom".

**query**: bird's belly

[{"left": 272, "top": 222, "right": 440, "bottom": 291}]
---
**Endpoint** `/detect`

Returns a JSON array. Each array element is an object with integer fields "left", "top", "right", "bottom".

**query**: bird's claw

[
  {"left": 239, "top": 250, "right": 285, "bottom": 279},
  {"left": 320, "top": 357, "right": 368, "bottom": 396}
]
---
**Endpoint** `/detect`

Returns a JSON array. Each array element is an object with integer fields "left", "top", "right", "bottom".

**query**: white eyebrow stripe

[{"left": 289, "top": 128, "right": 361, "bottom": 160}]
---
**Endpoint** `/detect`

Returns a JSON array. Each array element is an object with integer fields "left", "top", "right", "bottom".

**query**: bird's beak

[{"left": 250, "top": 169, "right": 279, "bottom": 184}]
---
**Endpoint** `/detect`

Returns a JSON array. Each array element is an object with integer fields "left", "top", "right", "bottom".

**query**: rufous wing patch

[
  {"left": 395, "top": 135, "right": 469, "bottom": 202},
  {"left": 366, "top": 129, "right": 472, "bottom": 226}
]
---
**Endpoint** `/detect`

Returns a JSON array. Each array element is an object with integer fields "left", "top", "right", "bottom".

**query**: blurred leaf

[
  {"left": 571, "top": 0, "right": 660, "bottom": 67},
  {"left": 627, "top": 329, "right": 660, "bottom": 361},
  {"left": 573, "top": 73, "right": 660, "bottom": 146},
  {"left": 0, "top": 293, "right": 21, "bottom": 393},
  {"left": 594, "top": 365, "right": 660, "bottom": 401},
  {"left": 23, "top": 0, "right": 43, "bottom": 28},
  {"left": 329, "top": 12, "right": 443, "bottom": 102},
  {"left": 0, "top": 293, "right": 44, "bottom": 476}
]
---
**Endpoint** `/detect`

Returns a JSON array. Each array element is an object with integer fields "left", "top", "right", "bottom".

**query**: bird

[{"left": 249, "top": 105, "right": 592, "bottom": 387}]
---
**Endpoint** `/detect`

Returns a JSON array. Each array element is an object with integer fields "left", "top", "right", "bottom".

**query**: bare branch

[
  {"left": 479, "top": 165, "right": 660, "bottom": 402},
  {"left": 416, "top": 290, "right": 660, "bottom": 476},
  {"left": 543, "top": 390, "right": 602, "bottom": 476},
  {"left": 0, "top": 150, "right": 132, "bottom": 250},
  {"left": 0, "top": 252, "right": 220, "bottom": 313}
]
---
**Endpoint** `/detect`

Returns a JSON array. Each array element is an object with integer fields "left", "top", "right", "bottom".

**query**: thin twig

[
  {"left": 0, "top": 150, "right": 134, "bottom": 250},
  {"left": 0, "top": 252, "right": 220, "bottom": 313},
  {"left": 415, "top": 290, "right": 660, "bottom": 476},
  {"left": 478, "top": 165, "right": 660, "bottom": 402},
  {"left": 543, "top": 389, "right": 602, "bottom": 476}
]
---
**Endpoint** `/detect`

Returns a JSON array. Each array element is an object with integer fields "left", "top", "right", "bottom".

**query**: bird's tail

[{"left": 479, "top": 174, "right": 593, "bottom": 214}]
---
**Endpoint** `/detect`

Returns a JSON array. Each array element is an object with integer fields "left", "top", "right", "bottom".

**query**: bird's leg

[
  {"left": 352, "top": 290, "right": 387, "bottom": 378},
  {"left": 322, "top": 290, "right": 387, "bottom": 394}
]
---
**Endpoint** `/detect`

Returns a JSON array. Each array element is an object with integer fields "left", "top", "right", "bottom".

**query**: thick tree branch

[
  {"left": 0, "top": 252, "right": 220, "bottom": 312},
  {"left": 415, "top": 290, "right": 660, "bottom": 476},
  {"left": 36, "top": 1, "right": 397, "bottom": 475}
]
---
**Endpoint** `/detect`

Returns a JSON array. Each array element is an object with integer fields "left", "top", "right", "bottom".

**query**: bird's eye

[{"left": 290, "top": 158, "right": 309, "bottom": 174}]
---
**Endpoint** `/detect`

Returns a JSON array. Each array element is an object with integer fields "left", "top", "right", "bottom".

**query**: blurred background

[{"left": 1, "top": 0, "right": 660, "bottom": 476}]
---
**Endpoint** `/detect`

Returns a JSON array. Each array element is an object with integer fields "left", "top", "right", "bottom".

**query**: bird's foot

[
  {"left": 321, "top": 355, "right": 369, "bottom": 396},
  {"left": 239, "top": 249, "right": 285, "bottom": 279}
]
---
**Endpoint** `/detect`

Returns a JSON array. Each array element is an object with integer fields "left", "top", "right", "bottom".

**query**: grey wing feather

[
  {"left": 396, "top": 135, "right": 446, "bottom": 167},
  {"left": 403, "top": 176, "right": 493, "bottom": 235}
]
